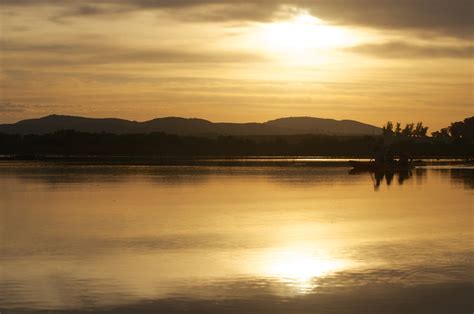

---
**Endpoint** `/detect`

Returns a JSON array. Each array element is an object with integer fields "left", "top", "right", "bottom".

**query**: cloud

[
  {"left": 307, "top": 0, "right": 473, "bottom": 39},
  {"left": 347, "top": 41, "right": 474, "bottom": 59},
  {"left": 0, "top": 40, "right": 266, "bottom": 66},
  {"left": 1, "top": 0, "right": 473, "bottom": 38},
  {"left": 69, "top": 5, "right": 115, "bottom": 16},
  {"left": 0, "top": 102, "right": 28, "bottom": 113}
]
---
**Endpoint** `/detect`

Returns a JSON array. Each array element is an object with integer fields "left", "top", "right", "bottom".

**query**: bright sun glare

[
  {"left": 258, "top": 12, "right": 357, "bottom": 63},
  {"left": 262, "top": 249, "right": 348, "bottom": 293}
]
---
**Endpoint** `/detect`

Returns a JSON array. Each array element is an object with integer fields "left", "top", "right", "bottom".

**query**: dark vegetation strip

[{"left": 0, "top": 131, "right": 472, "bottom": 159}]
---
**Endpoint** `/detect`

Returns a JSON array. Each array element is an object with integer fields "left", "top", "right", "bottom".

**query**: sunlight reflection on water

[{"left": 259, "top": 249, "right": 350, "bottom": 294}]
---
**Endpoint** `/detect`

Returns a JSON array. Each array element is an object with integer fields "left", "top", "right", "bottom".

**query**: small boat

[{"left": 349, "top": 160, "right": 414, "bottom": 172}]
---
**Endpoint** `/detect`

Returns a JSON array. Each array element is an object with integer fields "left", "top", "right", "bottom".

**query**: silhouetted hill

[
  {"left": 0, "top": 115, "right": 382, "bottom": 136},
  {"left": 0, "top": 115, "right": 139, "bottom": 135},
  {"left": 141, "top": 117, "right": 216, "bottom": 134},
  {"left": 265, "top": 117, "right": 379, "bottom": 135}
]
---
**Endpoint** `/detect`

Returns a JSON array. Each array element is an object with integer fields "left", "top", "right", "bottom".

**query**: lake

[{"left": 0, "top": 161, "right": 472, "bottom": 313}]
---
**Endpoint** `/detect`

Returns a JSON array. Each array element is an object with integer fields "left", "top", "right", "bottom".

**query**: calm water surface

[{"left": 0, "top": 161, "right": 472, "bottom": 313}]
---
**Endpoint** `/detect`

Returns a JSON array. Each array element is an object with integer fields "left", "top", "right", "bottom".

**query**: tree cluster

[
  {"left": 431, "top": 116, "right": 473, "bottom": 141},
  {"left": 382, "top": 121, "right": 429, "bottom": 137}
]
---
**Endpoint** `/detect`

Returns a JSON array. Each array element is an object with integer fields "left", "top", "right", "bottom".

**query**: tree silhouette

[
  {"left": 402, "top": 123, "right": 415, "bottom": 137},
  {"left": 382, "top": 121, "right": 394, "bottom": 136},
  {"left": 413, "top": 122, "right": 428, "bottom": 137},
  {"left": 394, "top": 123, "right": 402, "bottom": 136},
  {"left": 432, "top": 128, "right": 450, "bottom": 138},
  {"left": 432, "top": 116, "right": 473, "bottom": 141}
]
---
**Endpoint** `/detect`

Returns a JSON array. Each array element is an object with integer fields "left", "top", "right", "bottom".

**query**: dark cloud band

[
  {"left": 347, "top": 41, "right": 474, "bottom": 59},
  {"left": 2, "top": 0, "right": 473, "bottom": 38},
  {"left": 0, "top": 40, "right": 266, "bottom": 66}
]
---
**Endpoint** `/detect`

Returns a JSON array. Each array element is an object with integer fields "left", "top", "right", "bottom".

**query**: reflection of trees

[
  {"left": 363, "top": 168, "right": 473, "bottom": 191},
  {"left": 351, "top": 170, "right": 413, "bottom": 191},
  {"left": 435, "top": 168, "right": 474, "bottom": 190},
  {"left": 449, "top": 169, "right": 474, "bottom": 189},
  {"left": 375, "top": 171, "right": 413, "bottom": 190},
  {"left": 414, "top": 168, "right": 427, "bottom": 185}
]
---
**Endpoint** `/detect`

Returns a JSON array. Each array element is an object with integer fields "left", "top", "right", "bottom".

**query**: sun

[{"left": 257, "top": 12, "right": 358, "bottom": 63}]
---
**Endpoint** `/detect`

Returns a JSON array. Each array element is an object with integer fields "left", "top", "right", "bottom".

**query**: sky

[{"left": 0, "top": 0, "right": 472, "bottom": 130}]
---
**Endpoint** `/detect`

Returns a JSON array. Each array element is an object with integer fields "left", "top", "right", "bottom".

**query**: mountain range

[{"left": 0, "top": 115, "right": 382, "bottom": 136}]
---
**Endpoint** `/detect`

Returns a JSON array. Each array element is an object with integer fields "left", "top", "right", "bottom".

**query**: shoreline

[{"left": 0, "top": 155, "right": 472, "bottom": 167}]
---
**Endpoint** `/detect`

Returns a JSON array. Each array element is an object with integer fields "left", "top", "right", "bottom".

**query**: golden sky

[{"left": 0, "top": 0, "right": 472, "bottom": 130}]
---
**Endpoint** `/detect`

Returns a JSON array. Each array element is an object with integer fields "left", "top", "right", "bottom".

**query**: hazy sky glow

[{"left": 0, "top": 0, "right": 472, "bottom": 129}]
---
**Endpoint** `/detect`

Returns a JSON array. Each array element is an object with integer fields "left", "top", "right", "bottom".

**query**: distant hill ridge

[{"left": 0, "top": 115, "right": 382, "bottom": 136}]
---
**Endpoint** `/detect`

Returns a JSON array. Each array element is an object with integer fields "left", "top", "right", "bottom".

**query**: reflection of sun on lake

[{"left": 259, "top": 248, "right": 349, "bottom": 293}]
